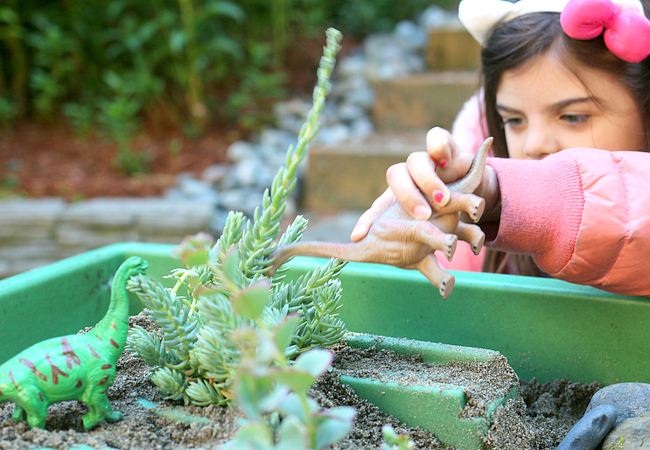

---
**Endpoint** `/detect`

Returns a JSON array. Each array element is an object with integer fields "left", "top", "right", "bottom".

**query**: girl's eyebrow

[
  {"left": 495, "top": 104, "right": 523, "bottom": 115},
  {"left": 496, "top": 97, "right": 595, "bottom": 115},
  {"left": 547, "top": 97, "right": 594, "bottom": 112}
]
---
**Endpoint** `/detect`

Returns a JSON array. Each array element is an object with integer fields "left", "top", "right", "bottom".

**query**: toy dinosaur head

[{"left": 124, "top": 256, "right": 149, "bottom": 276}]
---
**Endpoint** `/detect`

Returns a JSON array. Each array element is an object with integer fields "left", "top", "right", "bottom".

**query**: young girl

[{"left": 350, "top": 0, "right": 650, "bottom": 296}]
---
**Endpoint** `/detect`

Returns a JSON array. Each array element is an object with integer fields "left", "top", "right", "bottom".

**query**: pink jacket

[
  {"left": 487, "top": 149, "right": 650, "bottom": 297},
  {"left": 439, "top": 93, "right": 650, "bottom": 297}
]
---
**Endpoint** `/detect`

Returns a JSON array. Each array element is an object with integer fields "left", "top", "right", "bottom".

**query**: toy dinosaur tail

[
  {"left": 446, "top": 137, "right": 493, "bottom": 194},
  {"left": 267, "top": 241, "right": 355, "bottom": 276}
]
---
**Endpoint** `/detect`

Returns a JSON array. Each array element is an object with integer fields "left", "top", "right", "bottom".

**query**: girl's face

[{"left": 496, "top": 52, "right": 646, "bottom": 159}]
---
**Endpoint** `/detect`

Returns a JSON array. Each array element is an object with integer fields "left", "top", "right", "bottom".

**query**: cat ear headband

[{"left": 458, "top": 0, "right": 650, "bottom": 62}]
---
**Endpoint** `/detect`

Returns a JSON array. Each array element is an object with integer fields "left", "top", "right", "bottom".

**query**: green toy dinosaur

[{"left": 0, "top": 256, "right": 148, "bottom": 430}]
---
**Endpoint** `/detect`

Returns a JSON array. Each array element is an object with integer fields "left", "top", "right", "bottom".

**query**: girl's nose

[{"left": 523, "top": 126, "right": 561, "bottom": 159}]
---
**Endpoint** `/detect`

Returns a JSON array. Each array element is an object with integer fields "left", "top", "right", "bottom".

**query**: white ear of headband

[{"left": 459, "top": 0, "right": 645, "bottom": 46}]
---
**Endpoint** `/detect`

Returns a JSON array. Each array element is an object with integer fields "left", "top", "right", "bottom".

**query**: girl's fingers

[
  {"left": 404, "top": 152, "right": 450, "bottom": 207},
  {"left": 386, "top": 162, "right": 434, "bottom": 220},
  {"left": 426, "top": 127, "right": 473, "bottom": 181},
  {"left": 352, "top": 127, "right": 483, "bottom": 241},
  {"left": 426, "top": 128, "right": 454, "bottom": 175},
  {"left": 350, "top": 188, "right": 396, "bottom": 241}
]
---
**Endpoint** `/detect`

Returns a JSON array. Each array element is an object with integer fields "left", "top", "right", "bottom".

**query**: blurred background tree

[{"left": 0, "top": 0, "right": 458, "bottom": 160}]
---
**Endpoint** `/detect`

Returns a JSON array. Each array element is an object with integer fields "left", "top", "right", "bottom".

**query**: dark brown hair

[
  {"left": 478, "top": 12, "right": 650, "bottom": 275},
  {"left": 482, "top": 12, "right": 650, "bottom": 158}
]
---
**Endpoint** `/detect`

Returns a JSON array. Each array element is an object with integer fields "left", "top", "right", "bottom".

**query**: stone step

[
  {"left": 371, "top": 71, "right": 477, "bottom": 132},
  {"left": 303, "top": 131, "right": 426, "bottom": 212},
  {"left": 0, "top": 198, "right": 215, "bottom": 279},
  {"left": 426, "top": 27, "right": 481, "bottom": 72}
]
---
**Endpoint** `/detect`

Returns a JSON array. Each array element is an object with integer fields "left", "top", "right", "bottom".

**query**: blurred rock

[
  {"left": 586, "top": 383, "right": 650, "bottom": 425},
  {"left": 556, "top": 405, "right": 617, "bottom": 450},
  {"left": 602, "top": 412, "right": 650, "bottom": 449},
  {"left": 418, "top": 5, "right": 462, "bottom": 30}
]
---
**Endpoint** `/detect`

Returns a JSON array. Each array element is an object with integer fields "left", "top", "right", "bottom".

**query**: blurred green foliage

[{"left": 0, "top": 0, "right": 457, "bottom": 142}]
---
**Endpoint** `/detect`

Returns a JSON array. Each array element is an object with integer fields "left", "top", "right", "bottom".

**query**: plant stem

[
  {"left": 299, "top": 390, "right": 317, "bottom": 447},
  {"left": 271, "top": 0, "right": 288, "bottom": 67},
  {"left": 176, "top": 0, "right": 206, "bottom": 133}
]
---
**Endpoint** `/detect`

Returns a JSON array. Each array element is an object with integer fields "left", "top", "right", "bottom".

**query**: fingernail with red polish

[
  {"left": 434, "top": 191, "right": 445, "bottom": 203},
  {"left": 439, "top": 160, "right": 447, "bottom": 168}
]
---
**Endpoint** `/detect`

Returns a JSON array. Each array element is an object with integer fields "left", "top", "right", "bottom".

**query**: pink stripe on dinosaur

[
  {"left": 19, "top": 359, "right": 48, "bottom": 382},
  {"left": 61, "top": 338, "right": 81, "bottom": 370},
  {"left": 45, "top": 354, "right": 69, "bottom": 385},
  {"left": 8, "top": 371, "right": 19, "bottom": 391},
  {"left": 87, "top": 344, "right": 101, "bottom": 359}
]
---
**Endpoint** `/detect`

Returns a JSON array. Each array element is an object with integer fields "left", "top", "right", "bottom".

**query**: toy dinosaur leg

[
  {"left": 410, "top": 220, "right": 458, "bottom": 261},
  {"left": 416, "top": 255, "right": 455, "bottom": 299},
  {"left": 16, "top": 389, "right": 48, "bottom": 429},
  {"left": 433, "top": 192, "right": 485, "bottom": 223},
  {"left": 81, "top": 371, "right": 120, "bottom": 429},
  {"left": 82, "top": 393, "right": 121, "bottom": 429},
  {"left": 12, "top": 402, "right": 26, "bottom": 421},
  {"left": 102, "top": 396, "right": 124, "bottom": 422},
  {"left": 26, "top": 408, "right": 47, "bottom": 429},
  {"left": 455, "top": 222, "right": 485, "bottom": 255}
]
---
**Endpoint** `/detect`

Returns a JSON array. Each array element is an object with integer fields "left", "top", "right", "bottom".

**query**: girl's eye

[
  {"left": 561, "top": 114, "right": 589, "bottom": 125},
  {"left": 502, "top": 117, "right": 525, "bottom": 129}
]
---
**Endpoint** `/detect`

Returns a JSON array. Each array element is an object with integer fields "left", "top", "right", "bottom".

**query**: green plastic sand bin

[
  {"left": 341, "top": 332, "right": 518, "bottom": 449},
  {"left": 1, "top": 242, "right": 649, "bottom": 449}
]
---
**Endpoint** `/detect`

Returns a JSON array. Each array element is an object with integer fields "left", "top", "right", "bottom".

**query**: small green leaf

[
  {"left": 258, "top": 385, "right": 290, "bottom": 412},
  {"left": 294, "top": 348, "right": 334, "bottom": 378},
  {"left": 222, "top": 248, "right": 241, "bottom": 283},
  {"left": 231, "top": 280, "right": 270, "bottom": 320},
  {"left": 203, "top": 0, "right": 245, "bottom": 21},
  {"left": 276, "top": 415, "right": 309, "bottom": 450},
  {"left": 173, "top": 232, "right": 215, "bottom": 267},
  {"left": 235, "top": 372, "right": 273, "bottom": 419},
  {"left": 274, "top": 314, "right": 300, "bottom": 353},
  {"left": 314, "top": 406, "right": 357, "bottom": 449},
  {"left": 169, "top": 29, "right": 186, "bottom": 53},
  {"left": 278, "top": 392, "right": 319, "bottom": 423},
  {"left": 0, "top": 7, "right": 20, "bottom": 24},
  {"left": 226, "top": 421, "right": 273, "bottom": 448},
  {"left": 183, "top": 249, "right": 209, "bottom": 268},
  {"left": 273, "top": 370, "right": 316, "bottom": 394},
  {"left": 381, "top": 424, "right": 415, "bottom": 449}
]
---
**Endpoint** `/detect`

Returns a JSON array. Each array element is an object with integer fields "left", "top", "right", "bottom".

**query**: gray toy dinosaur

[{"left": 267, "top": 137, "right": 493, "bottom": 298}]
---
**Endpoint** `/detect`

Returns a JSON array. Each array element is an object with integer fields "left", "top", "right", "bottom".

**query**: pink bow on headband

[{"left": 560, "top": 0, "right": 650, "bottom": 62}]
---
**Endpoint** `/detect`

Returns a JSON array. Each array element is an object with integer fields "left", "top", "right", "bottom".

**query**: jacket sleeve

[
  {"left": 486, "top": 148, "right": 650, "bottom": 297},
  {"left": 436, "top": 242, "right": 486, "bottom": 273}
]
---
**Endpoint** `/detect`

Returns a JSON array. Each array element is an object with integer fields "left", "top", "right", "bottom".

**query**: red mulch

[
  {"left": 0, "top": 35, "right": 359, "bottom": 201},
  {"left": 0, "top": 123, "right": 232, "bottom": 200}
]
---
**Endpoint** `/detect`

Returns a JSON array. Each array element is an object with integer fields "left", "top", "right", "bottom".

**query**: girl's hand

[
  {"left": 351, "top": 127, "right": 499, "bottom": 241},
  {"left": 390, "top": 127, "right": 474, "bottom": 215},
  {"left": 350, "top": 187, "right": 396, "bottom": 241}
]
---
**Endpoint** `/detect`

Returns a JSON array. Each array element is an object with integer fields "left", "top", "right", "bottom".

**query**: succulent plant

[{"left": 125, "top": 27, "right": 347, "bottom": 407}]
